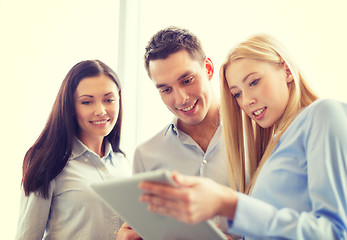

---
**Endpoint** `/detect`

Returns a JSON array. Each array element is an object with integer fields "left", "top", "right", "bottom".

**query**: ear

[
  {"left": 284, "top": 62, "right": 294, "bottom": 83},
  {"left": 205, "top": 57, "right": 214, "bottom": 80}
]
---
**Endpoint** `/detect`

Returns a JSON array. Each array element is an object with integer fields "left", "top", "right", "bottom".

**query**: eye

[
  {"left": 160, "top": 87, "right": 171, "bottom": 94},
  {"left": 233, "top": 92, "right": 241, "bottom": 99},
  {"left": 250, "top": 78, "right": 260, "bottom": 86},
  {"left": 105, "top": 99, "right": 115, "bottom": 103},
  {"left": 182, "top": 76, "right": 194, "bottom": 85},
  {"left": 82, "top": 101, "right": 92, "bottom": 105}
]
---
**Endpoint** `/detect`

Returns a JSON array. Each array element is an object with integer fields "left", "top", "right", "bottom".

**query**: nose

[
  {"left": 94, "top": 102, "right": 107, "bottom": 116},
  {"left": 175, "top": 88, "right": 189, "bottom": 105},
  {"left": 241, "top": 92, "right": 255, "bottom": 107}
]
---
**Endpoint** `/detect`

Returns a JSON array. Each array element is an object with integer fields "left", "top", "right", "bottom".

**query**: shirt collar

[
  {"left": 70, "top": 137, "right": 113, "bottom": 160},
  {"left": 164, "top": 117, "right": 179, "bottom": 136},
  {"left": 163, "top": 116, "right": 223, "bottom": 137}
]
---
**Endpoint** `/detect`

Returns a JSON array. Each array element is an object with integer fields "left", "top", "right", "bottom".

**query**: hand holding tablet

[{"left": 90, "top": 169, "right": 228, "bottom": 240}]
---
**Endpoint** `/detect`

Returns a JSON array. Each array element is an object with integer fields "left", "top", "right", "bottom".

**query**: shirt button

[
  {"left": 100, "top": 167, "right": 106, "bottom": 171},
  {"left": 202, "top": 159, "right": 207, "bottom": 164},
  {"left": 84, "top": 159, "right": 88, "bottom": 162}
]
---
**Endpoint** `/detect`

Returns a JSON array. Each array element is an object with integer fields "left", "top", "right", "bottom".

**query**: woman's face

[
  {"left": 225, "top": 58, "right": 293, "bottom": 128},
  {"left": 74, "top": 74, "right": 120, "bottom": 145}
]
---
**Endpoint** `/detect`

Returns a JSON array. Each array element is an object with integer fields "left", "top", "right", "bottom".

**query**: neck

[
  {"left": 78, "top": 135, "right": 105, "bottom": 157},
  {"left": 177, "top": 104, "right": 220, "bottom": 152}
]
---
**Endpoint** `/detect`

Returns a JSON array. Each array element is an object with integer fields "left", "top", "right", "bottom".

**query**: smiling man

[
  {"left": 136, "top": 26, "right": 227, "bottom": 182},
  {"left": 116, "top": 26, "right": 239, "bottom": 240}
]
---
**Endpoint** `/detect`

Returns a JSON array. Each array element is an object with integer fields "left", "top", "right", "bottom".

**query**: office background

[{"left": 1, "top": 0, "right": 346, "bottom": 238}]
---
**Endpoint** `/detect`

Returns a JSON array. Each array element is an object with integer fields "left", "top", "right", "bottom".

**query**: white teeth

[
  {"left": 182, "top": 104, "right": 194, "bottom": 111},
  {"left": 92, "top": 120, "right": 108, "bottom": 125},
  {"left": 181, "top": 101, "right": 197, "bottom": 112},
  {"left": 254, "top": 108, "right": 265, "bottom": 116}
]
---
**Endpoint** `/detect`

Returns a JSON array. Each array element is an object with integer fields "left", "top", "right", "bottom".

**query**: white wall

[
  {"left": 133, "top": 0, "right": 347, "bottom": 151},
  {"left": 1, "top": 0, "right": 347, "bottom": 239},
  {"left": 0, "top": 0, "right": 120, "bottom": 238}
]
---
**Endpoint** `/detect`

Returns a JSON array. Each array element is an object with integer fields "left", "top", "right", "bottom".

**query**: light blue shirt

[
  {"left": 133, "top": 118, "right": 234, "bottom": 235},
  {"left": 229, "top": 99, "right": 347, "bottom": 239},
  {"left": 134, "top": 118, "right": 229, "bottom": 185},
  {"left": 16, "top": 138, "right": 132, "bottom": 240}
]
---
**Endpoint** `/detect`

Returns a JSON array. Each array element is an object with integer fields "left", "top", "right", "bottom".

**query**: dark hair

[
  {"left": 22, "top": 60, "right": 124, "bottom": 198},
  {"left": 144, "top": 26, "right": 206, "bottom": 78}
]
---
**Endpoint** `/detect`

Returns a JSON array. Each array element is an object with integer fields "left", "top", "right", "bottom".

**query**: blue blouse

[{"left": 229, "top": 99, "right": 347, "bottom": 239}]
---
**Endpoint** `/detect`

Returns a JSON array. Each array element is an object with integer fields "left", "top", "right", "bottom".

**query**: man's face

[{"left": 149, "top": 50, "right": 214, "bottom": 127}]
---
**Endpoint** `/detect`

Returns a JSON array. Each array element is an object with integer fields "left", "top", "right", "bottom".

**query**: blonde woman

[{"left": 139, "top": 34, "right": 347, "bottom": 239}]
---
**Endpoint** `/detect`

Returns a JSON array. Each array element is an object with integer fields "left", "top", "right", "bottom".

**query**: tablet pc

[{"left": 90, "top": 169, "right": 227, "bottom": 240}]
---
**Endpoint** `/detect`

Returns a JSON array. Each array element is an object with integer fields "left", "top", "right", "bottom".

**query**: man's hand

[{"left": 115, "top": 222, "right": 142, "bottom": 240}]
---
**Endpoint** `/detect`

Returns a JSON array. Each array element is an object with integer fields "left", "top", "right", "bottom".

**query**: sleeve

[
  {"left": 230, "top": 100, "right": 347, "bottom": 239},
  {"left": 303, "top": 100, "right": 347, "bottom": 238},
  {"left": 133, "top": 147, "right": 145, "bottom": 174},
  {"left": 15, "top": 181, "right": 55, "bottom": 240}
]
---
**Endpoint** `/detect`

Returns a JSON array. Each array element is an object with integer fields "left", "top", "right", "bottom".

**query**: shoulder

[
  {"left": 301, "top": 98, "right": 347, "bottom": 122},
  {"left": 296, "top": 99, "right": 347, "bottom": 139},
  {"left": 307, "top": 98, "right": 346, "bottom": 112},
  {"left": 112, "top": 151, "right": 126, "bottom": 160},
  {"left": 284, "top": 99, "right": 347, "bottom": 138},
  {"left": 136, "top": 123, "right": 174, "bottom": 151}
]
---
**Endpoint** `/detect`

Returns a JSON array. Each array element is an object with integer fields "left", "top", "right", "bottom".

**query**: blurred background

[{"left": 1, "top": 0, "right": 346, "bottom": 238}]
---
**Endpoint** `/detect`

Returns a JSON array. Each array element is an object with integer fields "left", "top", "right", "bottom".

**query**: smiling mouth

[
  {"left": 253, "top": 107, "right": 266, "bottom": 116},
  {"left": 178, "top": 100, "right": 198, "bottom": 112},
  {"left": 90, "top": 119, "right": 110, "bottom": 125}
]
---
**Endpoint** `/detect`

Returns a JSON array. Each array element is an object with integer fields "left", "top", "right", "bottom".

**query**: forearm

[
  {"left": 230, "top": 193, "right": 346, "bottom": 239},
  {"left": 216, "top": 184, "right": 238, "bottom": 220}
]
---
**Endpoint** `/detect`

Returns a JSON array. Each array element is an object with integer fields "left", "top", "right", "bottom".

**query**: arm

[
  {"left": 302, "top": 100, "right": 347, "bottom": 238},
  {"left": 140, "top": 171, "right": 238, "bottom": 224},
  {"left": 140, "top": 100, "right": 347, "bottom": 239},
  {"left": 141, "top": 156, "right": 346, "bottom": 240},
  {"left": 140, "top": 172, "right": 239, "bottom": 239},
  {"left": 15, "top": 181, "right": 54, "bottom": 240},
  {"left": 231, "top": 100, "right": 347, "bottom": 239}
]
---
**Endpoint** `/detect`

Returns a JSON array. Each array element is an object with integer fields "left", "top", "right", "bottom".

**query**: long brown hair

[
  {"left": 22, "top": 60, "right": 124, "bottom": 198},
  {"left": 220, "top": 34, "right": 318, "bottom": 193}
]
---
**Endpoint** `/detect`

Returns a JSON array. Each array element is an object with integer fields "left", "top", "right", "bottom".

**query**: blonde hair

[{"left": 220, "top": 34, "right": 318, "bottom": 193}]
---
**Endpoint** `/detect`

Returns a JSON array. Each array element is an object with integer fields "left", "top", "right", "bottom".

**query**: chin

[
  {"left": 184, "top": 117, "right": 204, "bottom": 126},
  {"left": 257, "top": 122, "right": 273, "bottom": 129}
]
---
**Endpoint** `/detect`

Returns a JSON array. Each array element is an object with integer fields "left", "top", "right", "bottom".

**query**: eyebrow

[
  {"left": 229, "top": 72, "right": 257, "bottom": 90},
  {"left": 155, "top": 71, "right": 192, "bottom": 89},
  {"left": 78, "top": 92, "right": 115, "bottom": 99}
]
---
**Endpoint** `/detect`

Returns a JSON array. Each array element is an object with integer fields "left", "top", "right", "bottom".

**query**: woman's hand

[{"left": 139, "top": 171, "right": 238, "bottom": 225}]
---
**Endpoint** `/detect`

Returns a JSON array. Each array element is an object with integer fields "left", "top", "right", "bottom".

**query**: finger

[
  {"left": 139, "top": 181, "right": 173, "bottom": 192},
  {"left": 140, "top": 192, "right": 186, "bottom": 214},
  {"left": 171, "top": 171, "right": 200, "bottom": 187},
  {"left": 141, "top": 193, "right": 201, "bottom": 225},
  {"left": 147, "top": 201, "right": 196, "bottom": 225},
  {"left": 140, "top": 193, "right": 183, "bottom": 208},
  {"left": 139, "top": 182, "right": 186, "bottom": 201}
]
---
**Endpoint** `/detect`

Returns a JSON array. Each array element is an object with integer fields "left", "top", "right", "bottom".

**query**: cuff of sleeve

[{"left": 228, "top": 192, "right": 277, "bottom": 238}]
